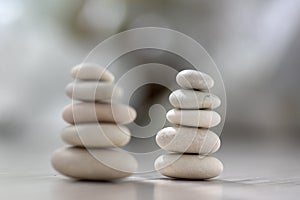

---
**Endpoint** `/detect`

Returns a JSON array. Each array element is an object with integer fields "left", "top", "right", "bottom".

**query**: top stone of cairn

[
  {"left": 176, "top": 70, "right": 214, "bottom": 90},
  {"left": 71, "top": 63, "right": 115, "bottom": 82}
]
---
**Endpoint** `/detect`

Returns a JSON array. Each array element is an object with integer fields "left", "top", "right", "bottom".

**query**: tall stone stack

[
  {"left": 51, "top": 63, "right": 137, "bottom": 181},
  {"left": 155, "top": 70, "right": 223, "bottom": 179}
]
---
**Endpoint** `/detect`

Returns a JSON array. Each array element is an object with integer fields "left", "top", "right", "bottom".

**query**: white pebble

[
  {"left": 156, "top": 127, "right": 220, "bottom": 154},
  {"left": 61, "top": 124, "right": 131, "bottom": 148},
  {"left": 176, "top": 70, "right": 214, "bottom": 90},
  {"left": 166, "top": 109, "right": 221, "bottom": 128},
  {"left": 62, "top": 103, "right": 137, "bottom": 124},
  {"left": 169, "top": 89, "right": 221, "bottom": 109},
  {"left": 155, "top": 154, "right": 223, "bottom": 179},
  {"left": 65, "top": 81, "right": 123, "bottom": 101},
  {"left": 71, "top": 63, "right": 115, "bottom": 82},
  {"left": 51, "top": 147, "right": 137, "bottom": 180}
]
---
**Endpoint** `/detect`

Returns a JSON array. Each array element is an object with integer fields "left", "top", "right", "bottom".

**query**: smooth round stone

[
  {"left": 155, "top": 154, "right": 223, "bottom": 179},
  {"left": 156, "top": 127, "right": 220, "bottom": 154},
  {"left": 166, "top": 109, "right": 221, "bottom": 128},
  {"left": 176, "top": 70, "right": 214, "bottom": 90},
  {"left": 169, "top": 89, "right": 221, "bottom": 109},
  {"left": 71, "top": 63, "right": 115, "bottom": 82},
  {"left": 61, "top": 124, "right": 131, "bottom": 148},
  {"left": 66, "top": 81, "right": 123, "bottom": 101},
  {"left": 62, "top": 103, "right": 136, "bottom": 124},
  {"left": 51, "top": 147, "right": 137, "bottom": 180}
]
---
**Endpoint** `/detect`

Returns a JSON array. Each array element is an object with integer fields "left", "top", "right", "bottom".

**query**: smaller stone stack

[
  {"left": 51, "top": 63, "right": 137, "bottom": 181},
  {"left": 155, "top": 70, "right": 223, "bottom": 179}
]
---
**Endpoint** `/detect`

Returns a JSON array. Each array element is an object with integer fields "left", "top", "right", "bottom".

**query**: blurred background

[{"left": 0, "top": 0, "right": 300, "bottom": 175}]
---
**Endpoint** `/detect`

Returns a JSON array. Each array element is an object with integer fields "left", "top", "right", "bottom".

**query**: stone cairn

[
  {"left": 155, "top": 70, "right": 223, "bottom": 179},
  {"left": 51, "top": 63, "right": 137, "bottom": 181}
]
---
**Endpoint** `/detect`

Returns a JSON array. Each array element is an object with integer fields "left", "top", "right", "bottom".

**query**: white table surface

[{"left": 2, "top": 142, "right": 300, "bottom": 200}]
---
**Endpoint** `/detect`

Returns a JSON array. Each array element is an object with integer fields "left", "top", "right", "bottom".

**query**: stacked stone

[
  {"left": 51, "top": 63, "right": 137, "bottom": 181},
  {"left": 155, "top": 70, "right": 223, "bottom": 179}
]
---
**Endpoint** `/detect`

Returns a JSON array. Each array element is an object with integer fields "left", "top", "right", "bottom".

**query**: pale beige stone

[
  {"left": 169, "top": 89, "right": 221, "bottom": 109},
  {"left": 166, "top": 109, "right": 221, "bottom": 128},
  {"left": 155, "top": 154, "right": 223, "bottom": 179},
  {"left": 71, "top": 63, "right": 115, "bottom": 82},
  {"left": 62, "top": 103, "right": 136, "bottom": 124},
  {"left": 156, "top": 127, "right": 220, "bottom": 154},
  {"left": 176, "top": 70, "right": 214, "bottom": 90},
  {"left": 51, "top": 147, "right": 137, "bottom": 180},
  {"left": 65, "top": 81, "right": 123, "bottom": 101},
  {"left": 61, "top": 124, "right": 131, "bottom": 148}
]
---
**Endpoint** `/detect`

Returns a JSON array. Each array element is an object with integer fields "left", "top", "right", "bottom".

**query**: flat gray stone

[
  {"left": 71, "top": 63, "right": 115, "bottom": 82},
  {"left": 51, "top": 147, "right": 137, "bottom": 180},
  {"left": 65, "top": 81, "right": 123, "bottom": 101},
  {"left": 62, "top": 103, "right": 136, "bottom": 125},
  {"left": 155, "top": 154, "right": 223, "bottom": 179},
  {"left": 176, "top": 70, "right": 214, "bottom": 90},
  {"left": 156, "top": 127, "right": 220, "bottom": 154},
  {"left": 169, "top": 89, "right": 221, "bottom": 109},
  {"left": 61, "top": 124, "right": 131, "bottom": 148},
  {"left": 166, "top": 109, "right": 221, "bottom": 128}
]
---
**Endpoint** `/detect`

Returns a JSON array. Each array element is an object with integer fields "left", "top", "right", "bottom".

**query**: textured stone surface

[
  {"left": 176, "top": 70, "right": 214, "bottom": 90},
  {"left": 156, "top": 127, "right": 220, "bottom": 154},
  {"left": 169, "top": 89, "right": 221, "bottom": 109}
]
